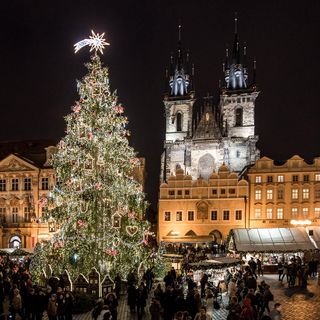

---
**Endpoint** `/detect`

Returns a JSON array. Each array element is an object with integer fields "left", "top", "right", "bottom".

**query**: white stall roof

[
  {"left": 232, "top": 227, "right": 315, "bottom": 252},
  {"left": 307, "top": 226, "right": 320, "bottom": 249}
]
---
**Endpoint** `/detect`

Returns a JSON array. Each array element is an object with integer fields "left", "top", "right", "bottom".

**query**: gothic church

[{"left": 160, "top": 18, "right": 260, "bottom": 181}]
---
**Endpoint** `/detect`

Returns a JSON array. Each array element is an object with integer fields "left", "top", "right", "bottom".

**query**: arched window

[
  {"left": 176, "top": 113, "right": 182, "bottom": 132},
  {"left": 9, "top": 236, "right": 21, "bottom": 249},
  {"left": 235, "top": 108, "right": 243, "bottom": 126}
]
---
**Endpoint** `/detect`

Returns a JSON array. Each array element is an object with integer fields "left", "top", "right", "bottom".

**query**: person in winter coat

[
  {"left": 47, "top": 294, "right": 58, "bottom": 320},
  {"left": 136, "top": 284, "right": 147, "bottom": 320},
  {"left": 194, "top": 306, "right": 211, "bottom": 320},
  {"left": 127, "top": 285, "right": 137, "bottom": 313},
  {"left": 104, "top": 292, "right": 118, "bottom": 320},
  {"left": 149, "top": 298, "right": 161, "bottom": 320},
  {"left": 269, "top": 303, "right": 282, "bottom": 320},
  {"left": 11, "top": 288, "right": 22, "bottom": 320},
  {"left": 240, "top": 298, "right": 256, "bottom": 320},
  {"left": 205, "top": 289, "right": 214, "bottom": 318},
  {"left": 228, "top": 279, "right": 237, "bottom": 300},
  {"left": 226, "top": 296, "right": 242, "bottom": 320}
]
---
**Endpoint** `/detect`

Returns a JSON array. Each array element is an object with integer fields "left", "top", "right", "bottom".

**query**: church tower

[
  {"left": 161, "top": 26, "right": 195, "bottom": 182},
  {"left": 219, "top": 15, "right": 260, "bottom": 170}
]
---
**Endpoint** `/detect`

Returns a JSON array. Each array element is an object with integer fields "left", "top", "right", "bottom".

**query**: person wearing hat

[{"left": 11, "top": 288, "right": 22, "bottom": 320}]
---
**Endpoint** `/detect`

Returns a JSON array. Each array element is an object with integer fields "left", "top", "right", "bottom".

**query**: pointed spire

[
  {"left": 232, "top": 12, "right": 240, "bottom": 64},
  {"left": 252, "top": 58, "right": 257, "bottom": 85}
]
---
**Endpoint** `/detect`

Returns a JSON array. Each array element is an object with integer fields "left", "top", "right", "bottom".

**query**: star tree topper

[{"left": 74, "top": 30, "right": 110, "bottom": 54}]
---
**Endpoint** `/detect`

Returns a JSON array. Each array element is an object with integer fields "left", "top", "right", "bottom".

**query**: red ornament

[
  {"left": 95, "top": 182, "right": 103, "bottom": 190},
  {"left": 113, "top": 105, "right": 124, "bottom": 114}
]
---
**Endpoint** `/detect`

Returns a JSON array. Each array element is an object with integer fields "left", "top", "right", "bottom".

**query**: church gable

[{"left": 0, "top": 154, "right": 39, "bottom": 172}]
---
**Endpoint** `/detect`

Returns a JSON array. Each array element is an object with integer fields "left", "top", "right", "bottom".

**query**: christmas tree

[{"left": 31, "top": 32, "right": 151, "bottom": 280}]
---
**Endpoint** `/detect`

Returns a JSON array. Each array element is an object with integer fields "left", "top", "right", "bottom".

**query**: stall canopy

[
  {"left": 231, "top": 227, "right": 315, "bottom": 252},
  {"left": 308, "top": 226, "right": 320, "bottom": 249}
]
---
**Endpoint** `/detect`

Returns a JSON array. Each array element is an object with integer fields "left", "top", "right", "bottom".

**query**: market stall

[{"left": 228, "top": 227, "right": 315, "bottom": 272}]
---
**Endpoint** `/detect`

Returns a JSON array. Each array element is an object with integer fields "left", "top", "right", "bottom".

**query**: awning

[
  {"left": 187, "top": 257, "right": 241, "bottom": 270},
  {"left": 161, "top": 236, "right": 213, "bottom": 244},
  {"left": 231, "top": 227, "right": 315, "bottom": 252},
  {"left": 307, "top": 226, "right": 320, "bottom": 249}
]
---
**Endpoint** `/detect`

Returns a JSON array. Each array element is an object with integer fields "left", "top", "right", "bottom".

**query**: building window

[
  {"left": 303, "top": 175, "right": 309, "bottom": 182},
  {"left": 188, "top": 211, "right": 194, "bottom": 221},
  {"left": 267, "top": 176, "right": 273, "bottom": 183},
  {"left": 168, "top": 190, "right": 175, "bottom": 196},
  {"left": 229, "top": 188, "right": 236, "bottom": 195},
  {"left": 12, "top": 207, "right": 18, "bottom": 223},
  {"left": 176, "top": 113, "right": 182, "bottom": 132},
  {"left": 220, "top": 189, "right": 226, "bottom": 195},
  {"left": 255, "top": 208, "right": 261, "bottom": 218},
  {"left": 315, "top": 174, "right": 320, "bottom": 181},
  {"left": 292, "top": 189, "right": 299, "bottom": 200},
  {"left": 212, "top": 189, "right": 217, "bottom": 195},
  {"left": 24, "top": 207, "right": 31, "bottom": 222},
  {"left": 235, "top": 108, "right": 243, "bottom": 126},
  {"left": 0, "top": 208, "right": 6, "bottom": 223},
  {"left": 255, "top": 189, "right": 262, "bottom": 200},
  {"left": 211, "top": 210, "right": 217, "bottom": 220},
  {"left": 24, "top": 178, "right": 32, "bottom": 191},
  {"left": 315, "top": 208, "right": 320, "bottom": 218},
  {"left": 277, "top": 175, "right": 284, "bottom": 183},
  {"left": 277, "top": 208, "right": 284, "bottom": 219},
  {"left": 223, "top": 210, "right": 230, "bottom": 220},
  {"left": 255, "top": 176, "right": 262, "bottom": 183},
  {"left": 11, "top": 179, "right": 19, "bottom": 191},
  {"left": 266, "top": 189, "right": 273, "bottom": 200},
  {"left": 266, "top": 208, "right": 273, "bottom": 219},
  {"left": 292, "top": 175, "right": 298, "bottom": 182},
  {"left": 315, "top": 189, "right": 320, "bottom": 199},
  {"left": 41, "top": 177, "right": 49, "bottom": 190},
  {"left": 185, "top": 190, "right": 190, "bottom": 196},
  {"left": 302, "top": 189, "right": 309, "bottom": 199},
  {"left": 302, "top": 207, "right": 309, "bottom": 217},
  {"left": 236, "top": 150, "right": 240, "bottom": 158},
  {"left": 177, "top": 190, "right": 182, "bottom": 196},
  {"left": 0, "top": 179, "right": 6, "bottom": 192},
  {"left": 176, "top": 211, "right": 182, "bottom": 221},
  {"left": 291, "top": 207, "right": 298, "bottom": 217},
  {"left": 277, "top": 189, "right": 284, "bottom": 200},
  {"left": 41, "top": 207, "right": 46, "bottom": 218},
  {"left": 164, "top": 212, "right": 171, "bottom": 221},
  {"left": 235, "top": 210, "right": 242, "bottom": 220}
]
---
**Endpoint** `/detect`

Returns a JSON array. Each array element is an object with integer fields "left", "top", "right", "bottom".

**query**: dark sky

[{"left": 1, "top": 0, "right": 320, "bottom": 209}]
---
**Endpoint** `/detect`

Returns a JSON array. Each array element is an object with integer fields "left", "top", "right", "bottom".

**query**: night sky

[{"left": 1, "top": 1, "right": 320, "bottom": 209}]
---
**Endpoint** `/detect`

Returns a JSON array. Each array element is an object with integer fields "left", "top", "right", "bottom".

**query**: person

[
  {"left": 104, "top": 292, "right": 118, "bottom": 320},
  {"left": 224, "top": 269, "right": 232, "bottom": 287},
  {"left": 226, "top": 296, "right": 242, "bottom": 320},
  {"left": 10, "top": 288, "right": 22, "bottom": 320},
  {"left": 47, "top": 294, "right": 58, "bottom": 320},
  {"left": 149, "top": 298, "right": 161, "bottom": 320},
  {"left": 277, "top": 262, "right": 284, "bottom": 281},
  {"left": 240, "top": 298, "right": 256, "bottom": 320},
  {"left": 205, "top": 289, "right": 214, "bottom": 318},
  {"left": 257, "top": 258, "right": 264, "bottom": 276},
  {"left": 164, "top": 271, "right": 174, "bottom": 288},
  {"left": 136, "top": 284, "right": 147, "bottom": 320},
  {"left": 194, "top": 305, "right": 211, "bottom": 320},
  {"left": 269, "top": 303, "right": 282, "bottom": 320},
  {"left": 127, "top": 284, "right": 136, "bottom": 313},
  {"left": 260, "top": 285, "right": 273, "bottom": 317},
  {"left": 227, "top": 278, "right": 237, "bottom": 300},
  {"left": 200, "top": 272, "right": 208, "bottom": 298},
  {"left": 114, "top": 274, "right": 121, "bottom": 298},
  {"left": 248, "top": 257, "right": 257, "bottom": 278}
]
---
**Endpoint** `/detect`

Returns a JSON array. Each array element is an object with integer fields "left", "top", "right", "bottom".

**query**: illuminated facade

[
  {"left": 0, "top": 141, "right": 56, "bottom": 249},
  {"left": 158, "top": 165, "right": 248, "bottom": 243},
  {"left": 247, "top": 155, "right": 320, "bottom": 229},
  {"left": 160, "top": 19, "right": 259, "bottom": 183}
]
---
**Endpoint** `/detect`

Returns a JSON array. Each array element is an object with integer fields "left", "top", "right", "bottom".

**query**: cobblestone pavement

[{"left": 213, "top": 274, "right": 320, "bottom": 320}]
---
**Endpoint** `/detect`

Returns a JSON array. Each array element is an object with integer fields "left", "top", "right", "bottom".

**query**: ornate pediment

[{"left": 0, "top": 155, "right": 37, "bottom": 172}]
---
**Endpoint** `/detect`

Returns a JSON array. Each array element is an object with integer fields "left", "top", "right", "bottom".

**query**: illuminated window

[
  {"left": 41, "top": 177, "right": 49, "bottom": 190},
  {"left": 255, "top": 208, "right": 261, "bottom": 218},
  {"left": 277, "top": 175, "right": 284, "bottom": 182},
  {"left": 277, "top": 189, "right": 284, "bottom": 200},
  {"left": 0, "top": 208, "right": 6, "bottom": 223},
  {"left": 266, "top": 208, "right": 273, "bottom": 219},
  {"left": 176, "top": 211, "right": 182, "bottom": 221},
  {"left": 292, "top": 189, "right": 298, "bottom": 200},
  {"left": 236, "top": 150, "right": 240, "bottom": 158},
  {"left": 302, "top": 189, "right": 309, "bottom": 199},
  {"left": 0, "top": 179, "right": 6, "bottom": 192},
  {"left": 168, "top": 190, "right": 175, "bottom": 196},
  {"left": 291, "top": 207, "right": 298, "bottom": 217},
  {"left": 176, "top": 113, "right": 182, "bottom": 131},
  {"left": 24, "top": 178, "right": 32, "bottom": 191},
  {"left": 267, "top": 176, "right": 273, "bottom": 183},
  {"left": 223, "top": 210, "right": 229, "bottom": 220},
  {"left": 255, "top": 176, "right": 262, "bottom": 183},
  {"left": 315, "top": 208, "right": 320, "bottom": 218},
  {"left": 211, "top": 211, "right": 217, "bottom": 220},
  {"left": 315, "top": 189, "right": 320, "bottom": 198},
  {"left": 266, "top": 189, "right": 273, "bottom": 200},
  {"left": 302, "top": 207, "right": 309, "bottom": 217},
  {"left": 315, "top": 174, "right": 320, "bottom": 181},
  {"left": 24, "top": 207, "right": 31, "bottom": 222},
  {"left": 164, "top": 212, "right": 171, "bottom": 221},
  {"left": 187, "top": 211, "right": 194, "bottom": 221},
  {"left": 235, "top": 210, "right": 242, "bottom": 220},
  {"left": 292, "top": 175, "right": 298, "bottom": 182},
  {"left": 255, "top": 189, "right": 262, "bottom": 200},
  {"left": 277, "top": 208, "right": 284, "bottom": 219},
  {"left": 303, "top": 175, "right": 309, "bottom": 182},
  {"left": 11, "top": 179, "right": 19, "bottom": 191},
  {"left": 12, "top": 207, "right": 18, "bottom": 223}
]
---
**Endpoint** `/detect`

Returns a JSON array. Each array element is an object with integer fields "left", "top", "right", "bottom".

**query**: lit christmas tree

[{"left": 31, "top": 31, "right": 151, "bottom": 280}]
